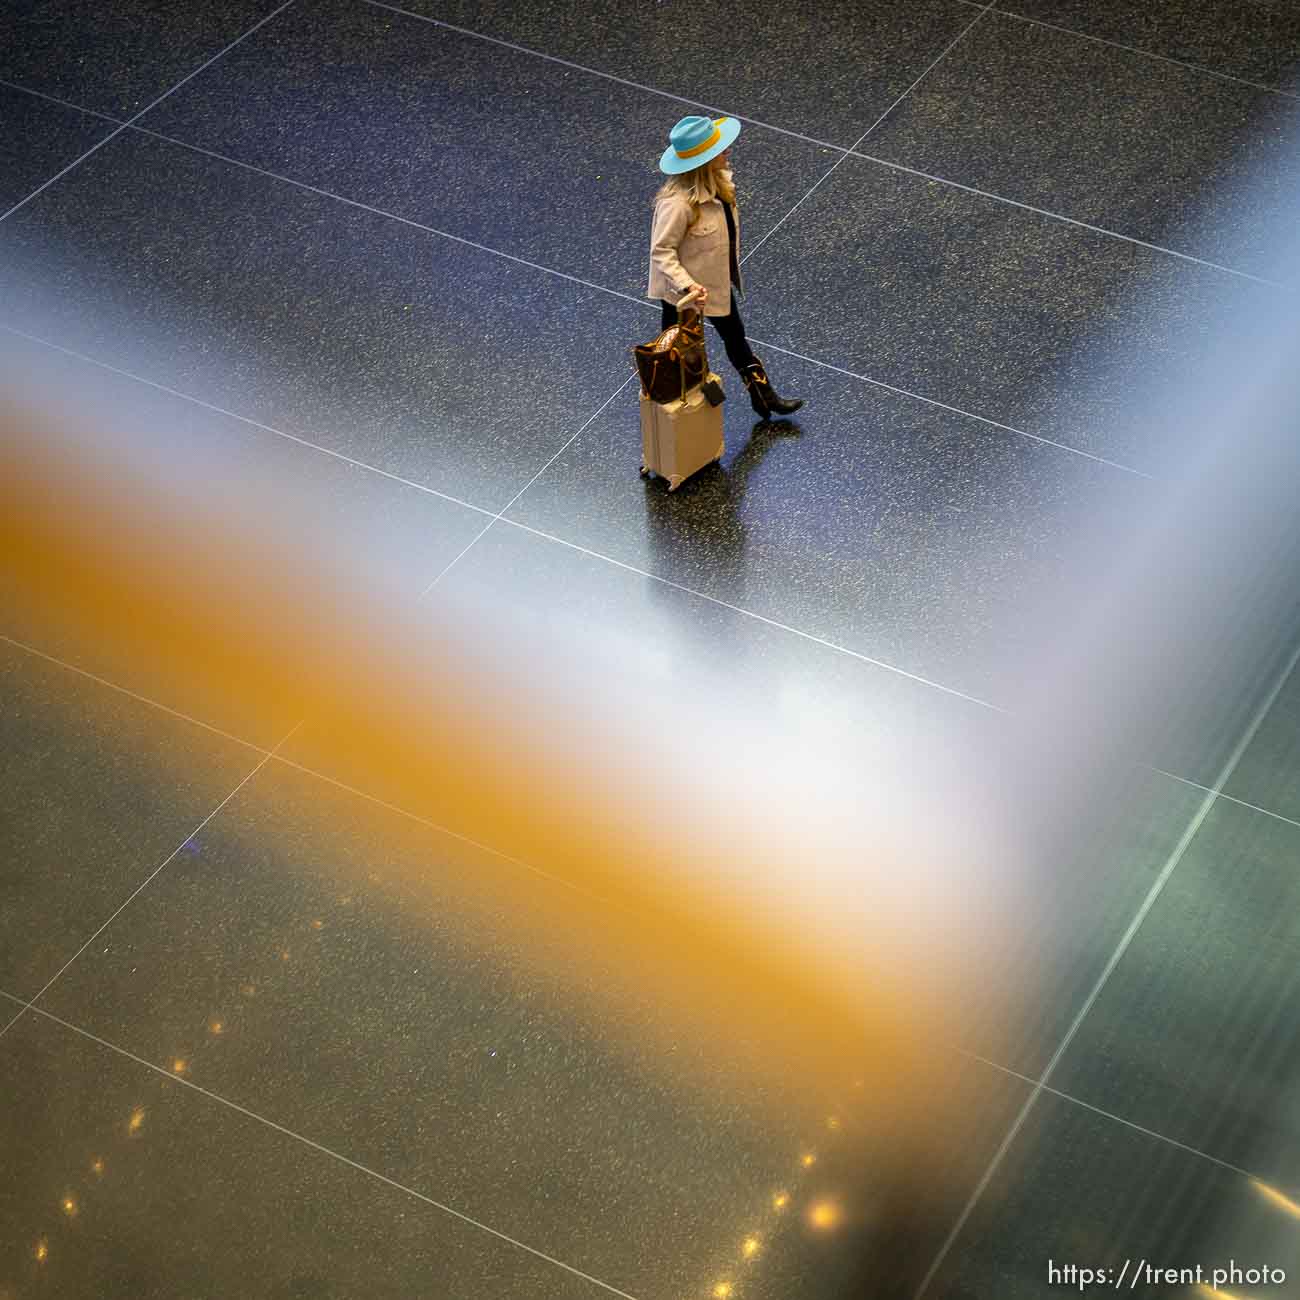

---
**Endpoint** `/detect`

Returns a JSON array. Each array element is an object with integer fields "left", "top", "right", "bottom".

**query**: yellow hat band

[{"left": 675, "top": 120, "right": 727, "bottom": 159}]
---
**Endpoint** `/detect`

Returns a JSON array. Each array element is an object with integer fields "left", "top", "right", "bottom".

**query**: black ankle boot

[{"left": 742, "top": 360, "right": 803, "bottom": 419}]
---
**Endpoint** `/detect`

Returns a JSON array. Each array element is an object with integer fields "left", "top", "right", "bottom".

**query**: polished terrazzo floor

[{"left": 3, "top": 2, "right": 1300, "bottom": 1297}]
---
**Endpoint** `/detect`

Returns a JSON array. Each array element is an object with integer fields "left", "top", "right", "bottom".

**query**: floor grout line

[
  {"left": 0, "top": 25, "right": 674, "bottom": 1259},
  {"left": 0, "top": 628, "right": 978, "bottom": 885},
  {"left": 0, "top": 995, "right": 644, "bottom": 1300},
  {"left": 2, "top": 588, "right": 640, "bottom": 1299},
  {"left": 915, "top": 638, "right": 1300, "bottom": 1297},
  {"left": 413, "top": 374, "right": 639, "bottom": 600},
  {"left": 358, "top": 0, "right": 840, "bottom": 151},
  {"left": 12, "top": 114, "right": 1155, "bottom": 476},
  {"left": 5, "top": 624, "right": 1298, "bottom": 894},
  {"left": 445, "top": 1, "right": 1015, "bottom": 647},
  {"left": 1153, "top": 767, "right": 1300, "bottom": 832},
  {"left": 845, "top": 149, "right": 1284, "bottom": 286},
  {"left": 4, "top": 5, "right": 1294, "bottom": 1282},
  {"left": 739, "top": 337, "right": 1153, "bottom": 477},
  {"left": 0, "top": 621, "right": 967, "bottom": 925},
  {"left": 0, "top": 324, "right": 499, "bottom": 519},
  {"left": 0, "top": 0, "right": 299, "bottom": 226},
  {"left": 7, "top": 71, "right": 915, "bottom": 1263},
  {"left": 356, "top": 0, "right": 1282, "bottom": 288},
  {"left": 1, "top": 225, "right": 1153, "bottom": 480},
  {"left": 1, "top": 29, "right": 1281, "bottom": 287},
  {"left": 0, "top": 76, "right": 128, "bottom": 124},
  {"left": 493, "top": 517, "right": 1009, "bottom": 709},
  {"left": 2, "top": 293, "right": 1152, "bottom": 557},
  {"left": 0, "top": 622, "right": 629, "bottom": 937},
  {"left": 270, "top": 753, "right": 609, "bottom": 905},
  {"left": 740, "top": 2, "right": 995, "bottom": 269},
  {"left": 0, "top": 198, "right": 1151, "bottom": 732},
  {"left": 954, "top": 1, "right": 1300, "bottom": 101},
  {"left": 0, "top": 623, "right": 968, "bottom": 937},
  {"left": 0, "top": 982, "right": 1272, "bottom": 1243},
  {"left": 0, "top": 633, "right": 270, "bottom": 755},
  {"left": 956, "top": 1050, "right": 1260, "bottom": 1180},
  {"left": 401, "top": 67, "right": 879, "bottom": 640},
  {"left": 121, "top": 126, "right": 653, "bottom": 309},
  {"left": 0, "top": 11, "right": 1169, "bottom": 872},
  {"left": 1, "top": 628, "right": 1294, "bottom": 1233},
  {"left": 0, "top": 718, "right": 304, "bottom": 1046},
  {"left": 852, "top": 3, "right": 998, "bottom": 146},
  {"left": 0, "top": 322, "right": 1003, "bottom": 710}
]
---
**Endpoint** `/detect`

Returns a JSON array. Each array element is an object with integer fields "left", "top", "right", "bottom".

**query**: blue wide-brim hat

[{"left": 659, "top": 114, "right": 742, "bottom": 175}]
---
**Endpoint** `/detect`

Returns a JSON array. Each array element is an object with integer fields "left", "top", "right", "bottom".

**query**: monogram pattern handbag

[{"left": 633, "top": 303, "right": 708, "bottom": 405}]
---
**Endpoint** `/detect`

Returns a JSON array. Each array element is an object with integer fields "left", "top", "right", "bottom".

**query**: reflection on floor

[{"left": 2, "top": 1, "right": 1299, "bottom": 1297}]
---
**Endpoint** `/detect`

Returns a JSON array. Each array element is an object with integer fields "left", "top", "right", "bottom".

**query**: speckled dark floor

[
  {"left": 3, "top": 1, "right": 1299, "bottom": 1297},
  {"left": 863, "top": 11, "right": 1300, "bottom": 278}
]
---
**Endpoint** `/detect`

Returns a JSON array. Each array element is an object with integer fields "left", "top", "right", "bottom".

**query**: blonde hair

[{"left": 653, "top": 155, "right": 736, "bottom": 220}]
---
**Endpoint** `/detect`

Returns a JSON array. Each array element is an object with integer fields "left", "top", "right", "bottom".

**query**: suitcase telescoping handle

[{"left": 674, "top": 288, "right": 707, "bottom": 401}]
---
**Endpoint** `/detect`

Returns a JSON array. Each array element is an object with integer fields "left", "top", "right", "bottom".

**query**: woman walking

[{"left": 648, "top": 115, "right": 803, "bottom": 420}]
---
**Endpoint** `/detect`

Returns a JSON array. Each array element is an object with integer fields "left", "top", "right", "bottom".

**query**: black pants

[{"left": 660, "top": 292, "right": 758, "bottom": 376}]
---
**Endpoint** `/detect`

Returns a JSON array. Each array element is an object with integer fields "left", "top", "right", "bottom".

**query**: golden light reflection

[
  {"left": 741, "top": 1235, "right": 760, "bottom": 1258},
  {"left": 61, "top": 1195, "right": 78, "bottom": 1217},
  {"left": 241, "top": 983, "right": 257, "bottom": 997},
  {"left": 772, "top": 1192, "right": 789, "bottom": 1210},
  {"left": 171, "top": 1058, "right": 188, "bottom": 1075},
  {"left": 311, "top": 919, "right": 324, "bottom": 930},
  {"left": 1252, "top": 1179, "right": 1300, "bottom": 1219},
  {"left": 0, "top": 389, "right": 993, "bottom": 1225},
  {"left": 800, "top": 1153, "right": 816, "bottom": 1168},
  {"left": 808, "top": 1200, "right": 841, "bottom": 1231},
  {"left": 712, "top": 1284, "right": 733, "bottom": 1299},
  {"left": 128, "top": 1107, "right": 145, "bottom": 1134},
  {"left": 34, "top": 1239, "right": 48, "bottom": 1262},
  {"left": 209, "top": 1019, "right": 225, "bottom": 1035},
  {"left": 1197, "top": 1288, "right": 1248, "bottom": 1300},
  {"left": 91, "top": 1157, "right": 105, "bottom": 1176},
  {"left": 826, "top": 1116, "right": 841, "bottom": 1131}
]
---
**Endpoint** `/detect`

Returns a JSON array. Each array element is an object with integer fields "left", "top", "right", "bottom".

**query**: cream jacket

[{"left": 646, "top": 193, "right": 744, "bottom": 316}]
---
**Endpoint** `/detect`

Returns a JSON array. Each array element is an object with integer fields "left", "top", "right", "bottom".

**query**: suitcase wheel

[
  {"left": 639, "top": 464, "right": 649, "bottom": 477},
  {"left": 667, "top": 475, "right": 684, "bottom": 492}
]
